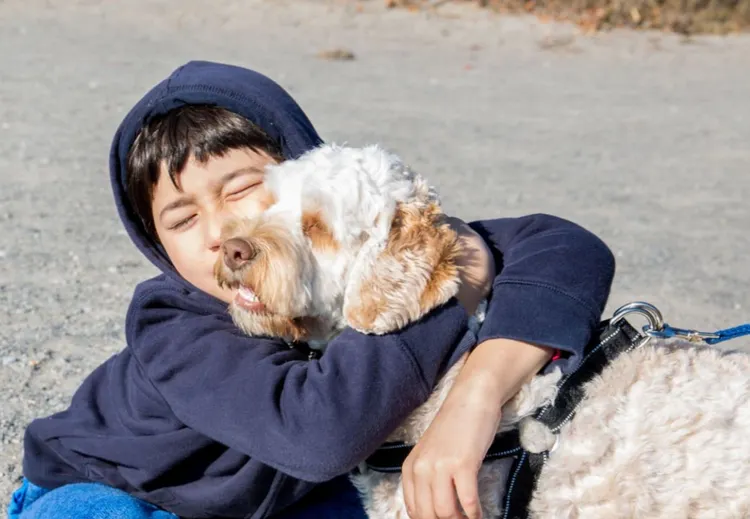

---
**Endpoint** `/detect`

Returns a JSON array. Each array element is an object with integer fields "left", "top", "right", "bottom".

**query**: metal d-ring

[
  {"left": 548, "top": 433, "right": 560, "bottom": 453},
  {"left": 610, "top": 301, "right": 665, "bottom": 335}
]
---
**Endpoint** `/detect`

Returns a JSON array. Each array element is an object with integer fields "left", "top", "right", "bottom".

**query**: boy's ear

[{"left": 343, "top": 202, "right": 463, "bottom": 335}]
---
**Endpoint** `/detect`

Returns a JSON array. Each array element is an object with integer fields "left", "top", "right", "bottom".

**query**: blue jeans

[
  {"left": 8, "top": 477, "right": 367, "bottom": 519},
  {"left": 7, "top": 479, "right": 178, "bottom": 519}
]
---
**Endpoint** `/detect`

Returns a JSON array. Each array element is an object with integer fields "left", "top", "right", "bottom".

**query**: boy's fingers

[
  {"left": 402, "top": 461, "right": 417, "bottom": 518},
  {"left": 454, "top": 471, "right": 482, "bottom": 519},
  {"left": 414, "top": 460, "right": 437, "bottom": 519},
  {"left": 432, "top": 471, "right": 461, "bottom": 518}
]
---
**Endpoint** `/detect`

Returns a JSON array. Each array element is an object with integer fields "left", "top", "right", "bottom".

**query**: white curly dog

[{"left": 214, "top": 143, "right": 750, "bottom": 519}]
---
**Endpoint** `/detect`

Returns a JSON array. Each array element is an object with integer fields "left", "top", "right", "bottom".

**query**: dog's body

[
  {"left": 529, "top": 340, "right": 750, "bottom": 518},
  {"left": 214, "top": 143, "right": 750, "bottom": 518}
]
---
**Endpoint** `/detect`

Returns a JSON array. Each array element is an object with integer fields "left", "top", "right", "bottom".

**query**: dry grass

[{"left": 384, "top": 0, "right": 750, "bottom": 34}]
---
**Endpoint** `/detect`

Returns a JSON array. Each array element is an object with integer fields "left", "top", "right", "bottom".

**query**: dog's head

[
  {"left": 214, "top": 144, "right": 462, "bottom": 343},
  {"left": 214, "top": 204, "right": 355, "bottom": 343}
]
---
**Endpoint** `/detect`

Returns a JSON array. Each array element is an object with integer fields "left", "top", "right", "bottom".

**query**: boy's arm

[
  {"left": 469, "top": 213, "right": 616, "bottom": 370},
  {"left": 127, "top": 288, "right": 471, "bottom": 483}
]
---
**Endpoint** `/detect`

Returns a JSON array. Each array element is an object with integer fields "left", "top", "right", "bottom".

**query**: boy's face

[{"left": 151, "top": 147, "right": 277, "bottom": 303}]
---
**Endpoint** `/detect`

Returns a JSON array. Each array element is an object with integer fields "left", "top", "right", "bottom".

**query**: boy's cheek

[
  {"left": 181, "top": 258, "right": 237, "bottom": 303},
  {"left": 162, "top": 235, "right": 231, "bottom": 301}
]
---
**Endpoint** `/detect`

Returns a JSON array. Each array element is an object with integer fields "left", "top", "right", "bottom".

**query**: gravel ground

[{"left": 1, "top": 0, "right": 749, "bottom": 505}]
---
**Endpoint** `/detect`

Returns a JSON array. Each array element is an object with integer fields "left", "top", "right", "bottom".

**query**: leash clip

[
  {"left": 610, "top": 301, "right": 719, "bottom": 343},
  {"left": 645, "top": 325, "right": 720, "bottom": 343}
]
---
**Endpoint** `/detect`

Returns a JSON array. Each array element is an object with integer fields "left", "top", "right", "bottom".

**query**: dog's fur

[
  {"left": 529, "top": 340, "right": 750, "bottom": 518},
  {"left": 215, "top": 144, "right": 750, "bottom": 518}
]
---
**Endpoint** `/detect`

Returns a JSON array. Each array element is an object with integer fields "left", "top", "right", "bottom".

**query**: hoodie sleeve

[
  {"left": 469, "top": 214, "right": 615, "bottom": 371},
  {"left": 127, "top": 288, "right": 470, "bottom": 483}
]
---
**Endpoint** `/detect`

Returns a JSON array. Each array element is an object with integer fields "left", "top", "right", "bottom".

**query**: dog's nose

[{"left": 222, "top": 238, "right": 257, "bottom": 271}]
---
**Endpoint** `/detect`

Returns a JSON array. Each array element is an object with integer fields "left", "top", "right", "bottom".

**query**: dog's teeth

[{"left": 239, "top": 286, "right": 258, "bottom": 302}]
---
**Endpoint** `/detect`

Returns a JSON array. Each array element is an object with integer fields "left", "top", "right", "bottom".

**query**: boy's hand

[
  {"left": 444, "top": 217, "right": 495, "bottom": 316},
  {"left": 402, "top": 338, "right": 554, "bottom": 519},
  {"left": 402, "top": 368, "right": 498, "bottom": 519}
]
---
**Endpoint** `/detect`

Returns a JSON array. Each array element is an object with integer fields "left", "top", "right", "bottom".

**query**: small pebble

[
  {"left": 2, "top": 356, "right": 17, "bottom": 366},
  {"left": 317, "top": 48, "right": 356, "bottom": 61}
]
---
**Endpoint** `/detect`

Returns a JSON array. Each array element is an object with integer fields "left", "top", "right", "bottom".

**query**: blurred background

[{"left": 0, "top": 0, "right": 748, "bottom": 502}]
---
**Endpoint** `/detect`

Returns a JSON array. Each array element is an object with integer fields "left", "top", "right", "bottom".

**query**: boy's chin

[{"left": 201, "top": 282, "right": 240, "bottom": 305}]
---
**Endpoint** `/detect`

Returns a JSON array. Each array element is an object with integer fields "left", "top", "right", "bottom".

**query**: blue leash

[
  {"left": 645, "top": 323, "right": 750, "bottom": 345},
  {"left": 706, "top": 324, "right": 750, "bottom": 345}
]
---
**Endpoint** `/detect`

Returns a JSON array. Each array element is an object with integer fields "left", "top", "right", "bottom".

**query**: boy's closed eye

[
  {"left": 159, "top": 198, "right": 198, "bottom": 232},
  {"left": 168, "top": 214, "right": 198, "bottom": 231},
  {"left": 223, "top": 179, "right": 263, "bottom": 201}
]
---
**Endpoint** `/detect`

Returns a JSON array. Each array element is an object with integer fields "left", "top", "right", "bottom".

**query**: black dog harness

[{"left": 363, "top": 311, "right": 648, "bottom": 519}]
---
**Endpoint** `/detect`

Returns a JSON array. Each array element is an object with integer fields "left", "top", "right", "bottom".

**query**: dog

[
  {"left": 213, "top": 143, "right": 561, "bottom": 518},
  {"left": 214, "top": 143, "right": 750, "bottom": 518}
]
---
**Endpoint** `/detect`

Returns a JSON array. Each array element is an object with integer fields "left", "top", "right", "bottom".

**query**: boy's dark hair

[{"left": 126, "top": 105, "right": 284, "bottom": 241}]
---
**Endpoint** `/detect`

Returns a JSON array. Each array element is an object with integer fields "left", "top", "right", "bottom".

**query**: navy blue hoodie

[{"left": 22, "top": 61, "right": 616, "bottom": 518}]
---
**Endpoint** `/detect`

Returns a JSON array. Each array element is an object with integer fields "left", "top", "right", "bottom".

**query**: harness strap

[
  {"left": 532, "top": 319, "right": 643, "bottom": 432},
  {"left": 501, "top": 451, "right": 545, "bottom": 519},
  {"left": 501, "top": 318, "right": 644, "bottom": 519}
]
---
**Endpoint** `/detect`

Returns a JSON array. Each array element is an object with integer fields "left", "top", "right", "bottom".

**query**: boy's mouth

[{"left": 234, "top": 285, "right": 267, "bottom": 313}]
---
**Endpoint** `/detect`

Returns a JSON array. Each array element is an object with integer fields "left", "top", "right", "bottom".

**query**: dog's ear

[
  {"left": 301, "top": 210, "right": 340, "bottom": 252},
  {"left": 343, "top": 202, "right": 463, "bottom": 335}
]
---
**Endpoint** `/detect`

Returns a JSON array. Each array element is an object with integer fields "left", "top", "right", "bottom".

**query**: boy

[{"left": 10, "top": 61, "right": 615, "bottom": 519}]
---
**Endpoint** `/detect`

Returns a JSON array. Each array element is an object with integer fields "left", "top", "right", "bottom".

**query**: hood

[{"left": 108, "top": 60, "right": 323, "bottom": 286}]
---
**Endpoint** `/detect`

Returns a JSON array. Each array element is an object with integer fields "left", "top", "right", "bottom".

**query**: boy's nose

[{"left": 222, "top": 238, "right": 257, "bottom": 271}]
